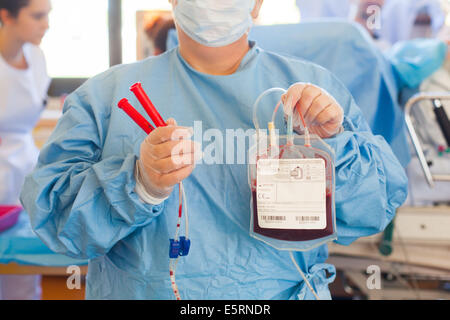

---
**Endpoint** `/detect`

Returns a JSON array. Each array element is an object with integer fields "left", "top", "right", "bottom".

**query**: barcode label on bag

[
  {"left": 296, "top": 216, "right": 320, "bottom": 222},
  {"left": 256, "top": 158, "right": 327, "bottom": 230},
  {"left": 261, "top": 215, "right": 286, "bottom": 222}
]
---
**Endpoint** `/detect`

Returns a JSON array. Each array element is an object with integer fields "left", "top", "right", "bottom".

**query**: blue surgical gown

[{"left": 20, "top": 42, "right": 408, "bottom": 300}]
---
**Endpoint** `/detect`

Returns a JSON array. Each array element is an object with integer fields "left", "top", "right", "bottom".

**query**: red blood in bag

[
  {"left": 251, "top": 143, "right": 335, "bottom": 242},
  {"left": 252, "top": 191, "right": 333, "bottom": 241}
]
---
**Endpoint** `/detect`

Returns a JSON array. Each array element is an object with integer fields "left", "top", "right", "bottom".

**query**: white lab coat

[
  {"left": 0, "top": 43, "right": 50, "bottom": 205},
  {"left": 0, "top": 43, "right": 50, "bottom": 300}
]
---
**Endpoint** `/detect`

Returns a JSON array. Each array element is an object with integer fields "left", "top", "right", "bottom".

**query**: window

[
  {"left": 257, "top": 0, "right": 300, "bottom": 25},
  {"left": 40, "top": 0, "right": 109, "bottom": 78}
]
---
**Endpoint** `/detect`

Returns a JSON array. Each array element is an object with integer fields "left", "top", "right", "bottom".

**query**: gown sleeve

[
  {"left": 20, "top": 84, "right": 165, "bottom": 260},
  {"left": 316, "top": 68, "right": 409, "bottom": 245}
]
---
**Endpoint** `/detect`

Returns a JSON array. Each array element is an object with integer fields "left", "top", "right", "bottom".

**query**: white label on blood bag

[{"left": 256, "top": 158, "right": 326, "bottom": 230}]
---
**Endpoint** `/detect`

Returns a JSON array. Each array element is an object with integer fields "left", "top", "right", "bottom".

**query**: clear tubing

[
  {"left": 271, "top": 100, "right": 283, "bottom": 124},
  {"left": 181, "top": 181, "right": 189, "bottom": 239},
  {"left": 253, "top": 88, "right": 287, "bottom": 132},
  {"left": 174, "top": 183, "right": 183, "bottom": 241},
  {"left": 169, "top": 258, "right": 181, "bottom": 300},
  {"left": 287, "top": 114, "right": 294, "bottom": 146},
  {"left": 304, "top": 127, "right": 311, "bottom": 148},
  {"left": 170, "top": 182, "right": 189, "bottom": 301},
  {"left": 253, "top": 87, "right": 310, "bottom": 147},
  {"left": 289, "top": 251, "right": 320, "bottom": 300}
]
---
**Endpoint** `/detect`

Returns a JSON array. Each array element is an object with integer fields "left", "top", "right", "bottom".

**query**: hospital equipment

[
  {"left": 432, "top": 99, "right": 450, "bottom": 147},
  {"left": 405, "top": 93, "right": 450, "bottom": 187},
  {"left": 118, "top": 83, "right": 190, "bottom": 300}
]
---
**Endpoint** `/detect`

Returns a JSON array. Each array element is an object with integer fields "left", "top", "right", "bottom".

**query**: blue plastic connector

[
  {"left": 179, "top": 236, "right": 191, "bottom": 256},
  {"left": 169, "top": 239, "right": 181, "bottom": 259}
]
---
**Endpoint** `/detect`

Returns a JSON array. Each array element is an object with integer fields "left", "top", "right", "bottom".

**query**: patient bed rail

[{"left": 405, "top": 93, "right": 450, "bottom": 187}]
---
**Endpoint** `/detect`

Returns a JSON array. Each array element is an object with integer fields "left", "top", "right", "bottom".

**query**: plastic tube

[
  {"left": 296, "top": 107, "right": 311, "bottom": 147},
  {"left": 130, "top": 82, "right": 166, "bottom": 128},
  {"left": 118, "top": 98, "right": 155, "bottom": 134},
  {"left": 289, "top": 251, "right": 320, "bottom": 300},
  {"left": 170, "top": 181, "right": 190, "bottom": 301},
  {"left": 271, "top": 100, "right": 283, "bottom": 124},
  {"left": 182, "top": 181, "right": 189, "bottom": 239},
  {"left": 174, "top": 183, "right": 183, "bottom": 241},
  {"left": 252, "top": 88, "right": 287, "bottom": 131},
  {"left": 253, "top": 87, "right": 311, "bottom": 148}
]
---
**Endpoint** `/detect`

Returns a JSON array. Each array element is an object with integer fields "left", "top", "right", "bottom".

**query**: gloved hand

[
  {"left": 281, "top": 83, "right": 344, "bottom": 139},
  {"left": 137, "top": 118, "right": 201, "bottom": 200}
]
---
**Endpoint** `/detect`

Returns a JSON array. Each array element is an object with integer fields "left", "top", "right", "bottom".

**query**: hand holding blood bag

[{"left": 249, "top": 88, "right": 338, "bottom": 252}]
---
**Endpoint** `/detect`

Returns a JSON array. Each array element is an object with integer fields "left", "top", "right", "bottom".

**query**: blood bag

[{"left": 248, "top": 88, "right": 338, "bottom": 251}]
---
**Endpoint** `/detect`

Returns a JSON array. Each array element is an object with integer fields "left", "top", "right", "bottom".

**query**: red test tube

[
  {"left": 118, "top": 98, "right": 155, "bottom": 134},
  {"left": 130, "top": 82, "right": 166, "bottom": 128}
]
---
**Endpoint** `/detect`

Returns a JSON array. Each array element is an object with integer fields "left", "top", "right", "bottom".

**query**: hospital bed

[{"left": 0, "top": 209, "right": 87, "bottom": 275}]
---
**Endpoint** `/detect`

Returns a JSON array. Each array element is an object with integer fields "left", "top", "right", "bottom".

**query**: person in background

[
  {"left": 296, "top": 0, "right": 446, "bottom": 47},
  {"left": 0, "top": 0, "right": 51, "bottom": 300},
  {"left": 145, "top": 15, "right": 176, "bottom": 56},
  {"left": 377, "top": 0, "right": 445, "bottom": 45}
]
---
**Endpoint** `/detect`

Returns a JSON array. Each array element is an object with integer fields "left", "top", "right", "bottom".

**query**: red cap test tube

[
  {"left": 130, "top": 82, "right": 166, "bottom": 128},
  {"left": 118, "top": 98, "right": 155, "bottom": 134}
]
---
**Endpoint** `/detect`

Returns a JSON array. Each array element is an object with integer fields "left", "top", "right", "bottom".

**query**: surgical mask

[{"left": 171, "top": 0, "right": 255, "bottom": 47}]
